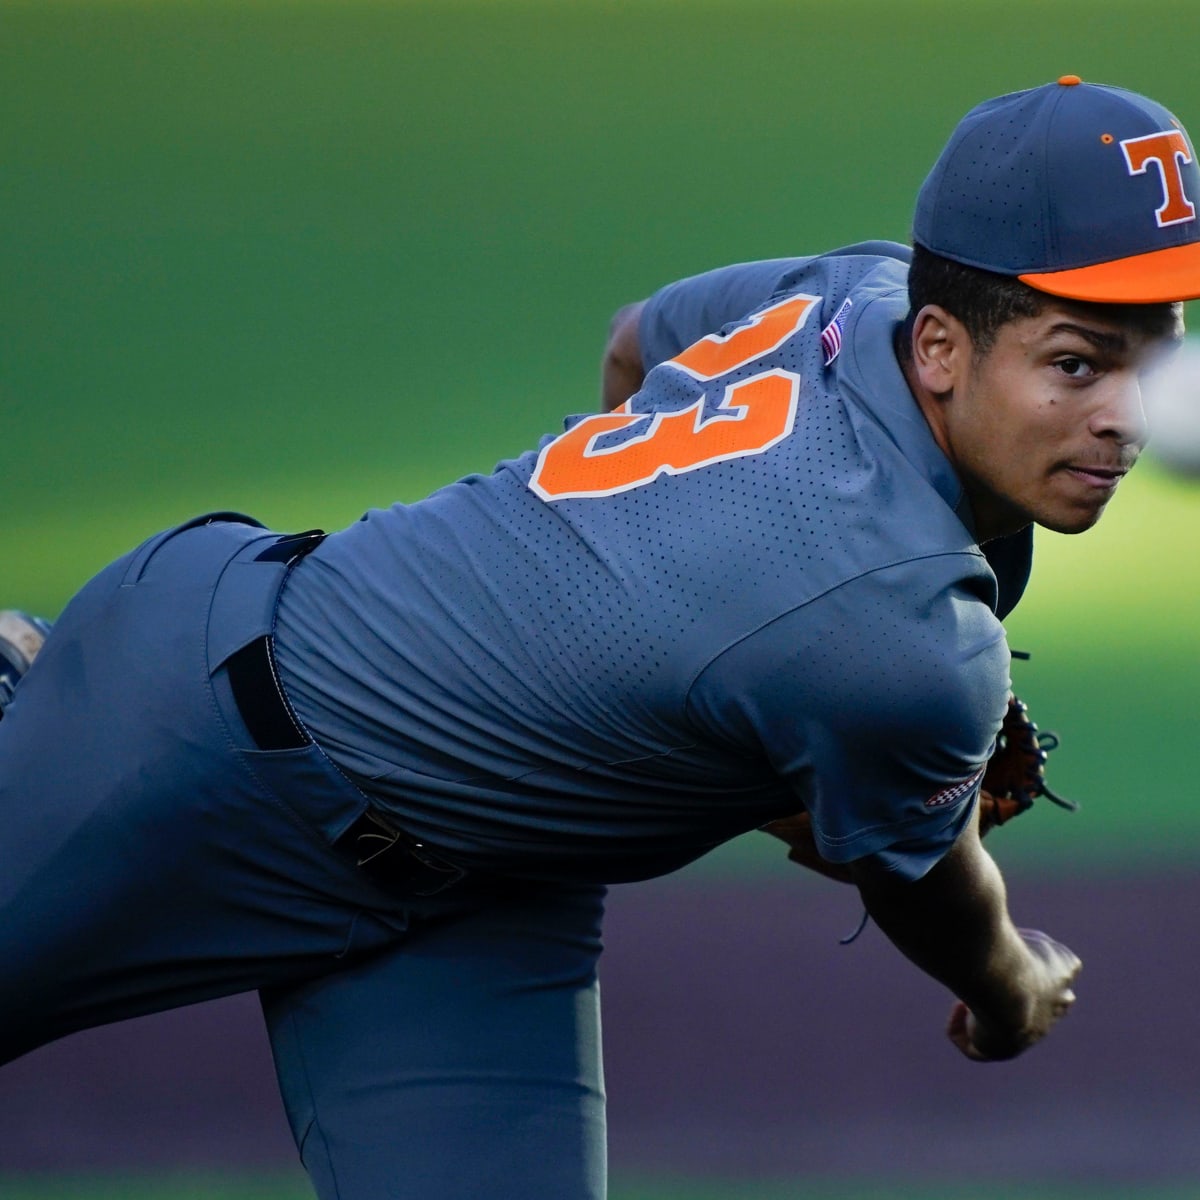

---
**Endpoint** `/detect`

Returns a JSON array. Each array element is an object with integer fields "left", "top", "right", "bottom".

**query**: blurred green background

[
  {"left": 4, "top": 0, "right": 1196, "bottom": 874},
  {"left": 2, "top": 1, "right": 1198, "bottom": 1196}
]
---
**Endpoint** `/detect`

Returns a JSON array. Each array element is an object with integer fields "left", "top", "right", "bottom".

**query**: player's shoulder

[
  {"left": 756, "top": 240, "right": 911, "bottom": 303},
  {"left": 808, "top": 239, "right": 911, "bottom": 271},
  {"left": 645, "top": 240, "right": 910, "bottom": 317},
  {"left": 741, "top": 242, "right": 912, "bottom": 363}
]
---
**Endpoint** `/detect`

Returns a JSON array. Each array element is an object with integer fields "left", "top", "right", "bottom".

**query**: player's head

[{"left": 898, "top": 78, "right": 1198, "bottom": 542}]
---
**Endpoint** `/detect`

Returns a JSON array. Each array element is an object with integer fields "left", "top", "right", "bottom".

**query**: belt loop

[{"left": 255, "top": 529, "right": 326, "bottom": 565}]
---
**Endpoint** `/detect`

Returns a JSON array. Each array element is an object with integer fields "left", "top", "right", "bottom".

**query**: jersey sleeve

[{"left": 685, "top": 554, "right": 1012, "bottom": 880}]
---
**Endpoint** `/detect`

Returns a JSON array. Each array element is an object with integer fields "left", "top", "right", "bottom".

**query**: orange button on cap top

[{"left": 1058, "top": 74, "right": 1083, "bottom": 86}]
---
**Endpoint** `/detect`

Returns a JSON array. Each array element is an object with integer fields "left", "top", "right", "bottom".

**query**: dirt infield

[{"left": 1, "top": 869, "right": 1196, "bottom": 1182}]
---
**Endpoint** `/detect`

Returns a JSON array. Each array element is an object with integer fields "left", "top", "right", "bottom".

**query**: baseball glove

[
  {"left": 761, "top": 693, "right": 1077, "bottom": 882},
  {"left": 977, "top": 693, "right": 1078, "bottom": 833}
]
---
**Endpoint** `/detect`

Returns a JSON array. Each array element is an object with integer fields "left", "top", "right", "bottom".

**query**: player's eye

[{"left": 1054, "top": 356, "right": 1097, "bottom": 379}]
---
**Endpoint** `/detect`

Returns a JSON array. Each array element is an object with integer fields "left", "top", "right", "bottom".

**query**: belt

[{"left": 225, "top": 529, "right": 468, "bottom": 898}]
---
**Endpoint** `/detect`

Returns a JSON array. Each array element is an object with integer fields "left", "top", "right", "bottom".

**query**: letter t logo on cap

[{"left": 1121, "top": 130, "right": 1197, "bottom": 227}]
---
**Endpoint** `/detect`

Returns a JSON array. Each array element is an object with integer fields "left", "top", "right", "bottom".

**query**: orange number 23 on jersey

[{"left": 529, "top": 293, "right": 819, "bottom": 501}]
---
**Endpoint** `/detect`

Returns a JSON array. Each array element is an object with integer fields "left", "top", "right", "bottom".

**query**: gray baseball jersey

[{"left": 274, "top": 242, "right": 1029, "bottom": 884}]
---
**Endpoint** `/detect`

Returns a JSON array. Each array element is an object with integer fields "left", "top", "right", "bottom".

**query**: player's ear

[{"left": 909, "top": 305, "right": 968, "bottom": 397}]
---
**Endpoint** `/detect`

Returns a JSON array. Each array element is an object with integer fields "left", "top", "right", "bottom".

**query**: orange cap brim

[{"left": 1019, "top": 239, "right": 1200, "bottom": 303}]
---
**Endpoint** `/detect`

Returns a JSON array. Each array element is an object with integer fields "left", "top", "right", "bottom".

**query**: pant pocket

[{"left": 119, "top": 511, "right": 264, "bottom": 587}]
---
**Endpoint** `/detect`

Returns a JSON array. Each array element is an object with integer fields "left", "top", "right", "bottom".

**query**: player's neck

[{"left": 896, "top": 338, "right": 1025, "bottom": 544}]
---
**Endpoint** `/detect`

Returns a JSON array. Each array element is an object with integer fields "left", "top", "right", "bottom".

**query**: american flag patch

[
  {"left": 819, "top": 297, "right": 853, "bottom": 366},
  {"left": 925, "top": 766, "right": 985, "bottom": 809}
]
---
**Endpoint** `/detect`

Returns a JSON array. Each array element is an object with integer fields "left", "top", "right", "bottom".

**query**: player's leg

[
  {"left": 261, "top": 879, "right": 608, "bottom": 1200},
  {"left": 0, "top": 520, "right": 410, "bottom": 1063}
]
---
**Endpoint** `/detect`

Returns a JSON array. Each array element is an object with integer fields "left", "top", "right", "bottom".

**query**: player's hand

[
  {"left": 946, "top": 928, "right": 1082, "bottom": 1062},
  {"left": 759, "top": 810, "right": 854, "bottom": 883}
]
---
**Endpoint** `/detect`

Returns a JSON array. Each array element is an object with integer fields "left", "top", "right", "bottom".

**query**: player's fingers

[{"left": 945, "top": 1001, "right": 986, "bottom": 1061}]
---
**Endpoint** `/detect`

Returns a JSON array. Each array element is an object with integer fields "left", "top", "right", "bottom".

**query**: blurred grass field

[{"left": 1, "top": 1, "right": 1199, "bottom": 1192}]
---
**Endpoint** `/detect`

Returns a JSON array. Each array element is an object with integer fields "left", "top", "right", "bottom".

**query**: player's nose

[{"left": 1090, "top": 374, "right": 1148, "bottom": 448}]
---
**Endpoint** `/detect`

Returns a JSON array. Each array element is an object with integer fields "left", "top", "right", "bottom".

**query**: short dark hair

[{"left": 896, "top": 243, "right": 1182, "bottom": 363}]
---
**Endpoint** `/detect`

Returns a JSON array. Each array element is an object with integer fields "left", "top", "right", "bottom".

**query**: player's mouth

[{"left": 1062, "top": 464, "right": 1130, "bottom": 490}]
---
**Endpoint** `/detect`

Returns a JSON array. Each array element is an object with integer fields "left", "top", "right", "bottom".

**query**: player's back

[{"left": 273, "top": 251, "right": 1006, "bottom": 881}]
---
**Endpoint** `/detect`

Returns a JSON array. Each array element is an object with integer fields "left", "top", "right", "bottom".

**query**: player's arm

[
  {"left": 688, "top": 560, "right": 1080, "bottom": 1060},
  {"left": 849, "top": 808, "right": 1081, "bottom": 1062},
  {"left": 600, "top": 301, "right": 646, "bottom": 412}
]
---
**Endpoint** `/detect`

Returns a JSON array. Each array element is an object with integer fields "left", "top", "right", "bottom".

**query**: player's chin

[
  {"left": 1034, "top": 504, "right": 1111, "bottom": 535},
  {"left": 1033, "top": 487, "right": 1119, "bottom": 535}
]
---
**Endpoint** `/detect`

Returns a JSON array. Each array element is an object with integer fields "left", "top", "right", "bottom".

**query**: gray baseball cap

[{"left": 914, "top": 75, "right": 1200, "bottom": 303}]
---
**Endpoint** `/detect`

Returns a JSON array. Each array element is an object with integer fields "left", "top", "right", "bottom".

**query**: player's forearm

[
  {"left": 850, "top": 823, "right": 1036, "bottom": 1033},
  {"left": 600, "top": 301, "right": 646, "bottom": 411}
]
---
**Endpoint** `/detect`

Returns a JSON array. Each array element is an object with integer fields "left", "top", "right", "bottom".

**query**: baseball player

[{"left": 1, "top": 77, "right": 1197, "bottom": 1199}]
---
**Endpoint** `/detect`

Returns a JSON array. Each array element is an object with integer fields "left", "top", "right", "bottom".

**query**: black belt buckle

[{"left": 343, "top": 809, "right": 467, "bottom": 897}]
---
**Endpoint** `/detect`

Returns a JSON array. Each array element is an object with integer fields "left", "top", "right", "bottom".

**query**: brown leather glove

[{"left": 978, "top": 694, "right": 1078, "bottom": 832}]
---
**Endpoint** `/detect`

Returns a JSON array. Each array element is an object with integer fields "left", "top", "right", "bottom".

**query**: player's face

[{"left": 932, "top": 303, "right": 1182, "bottom": 540}]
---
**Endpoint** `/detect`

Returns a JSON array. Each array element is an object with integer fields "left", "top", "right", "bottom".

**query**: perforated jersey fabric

[{"left": 273, "top": 243, "right": 1031, "bottom": 883}]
